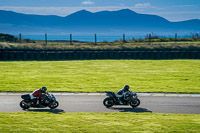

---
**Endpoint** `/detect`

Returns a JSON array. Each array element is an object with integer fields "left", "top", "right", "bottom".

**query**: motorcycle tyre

[
  {"left": 103, "top": 97, "right": 114, "bottom": 108},
  {"left": 130, "top": 99, "right": 140, "bottom": 108},
  {"left": 20, "top": 100, "right": 30, "bottom": 109},
  {"left": 49, "top": 101, "right": 59, "bottom": 109}
]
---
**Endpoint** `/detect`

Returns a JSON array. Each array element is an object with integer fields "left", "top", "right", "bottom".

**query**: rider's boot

[{"left": 118, "top": 98, "right": 123, "bottom": 104}]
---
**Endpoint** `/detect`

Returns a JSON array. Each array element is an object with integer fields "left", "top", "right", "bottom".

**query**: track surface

[{"left": 0, "top": 94, "right": 200, "bottom": 114}]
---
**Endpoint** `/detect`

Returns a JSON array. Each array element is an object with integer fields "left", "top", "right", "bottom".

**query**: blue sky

[{"left": 0, "top": 0, "right": 200, "bottom": 21}]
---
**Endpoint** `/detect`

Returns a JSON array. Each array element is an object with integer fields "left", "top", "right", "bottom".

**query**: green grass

[
  {"left": 0, "top": 112, "right": 200, "bottom": 132},
  {"left": 0, "top": 60, "right": 199, "bottom": 93},
  {"left": 0, "top": 41, "right": 200, "bottom": 51}
]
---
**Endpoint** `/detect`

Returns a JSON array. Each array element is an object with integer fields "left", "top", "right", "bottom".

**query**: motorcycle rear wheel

[
  {"left": 20, "top": 100, "right": 30, "bottom": 109},
  {"left": 130, "top": 99, "right": 140, "bottom": 108},
  {"left": 49, "top": 101, "right": 59, "bottom": 109},
  {"left": 103, "top": 97, "right": 114, "bottom": 108}
]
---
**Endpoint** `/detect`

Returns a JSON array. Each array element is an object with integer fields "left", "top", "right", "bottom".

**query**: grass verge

[
  {"left": 0, "top": 60, "right": 199, "bottom": 93},
  {"left": 0, "top": 112, "right": 200, "bottom": 132},
  {"left": 0, "top": 41, "right": 200, "bottom": 51}
]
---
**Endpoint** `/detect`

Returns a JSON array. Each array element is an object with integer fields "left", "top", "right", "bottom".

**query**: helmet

[
  {"left": 41, "top": 86, "right": 47, "bottom": 92},
  {"left": 124, "top": 85, "right": 130, "bottom": 91}
]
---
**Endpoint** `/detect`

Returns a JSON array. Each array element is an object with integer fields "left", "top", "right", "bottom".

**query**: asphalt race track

[{"left": 0, "top": 94, "right": 200, "bottom": 114}]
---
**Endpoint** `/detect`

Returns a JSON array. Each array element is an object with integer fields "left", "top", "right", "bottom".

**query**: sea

[{"left": 15, "top": 35, "right": 191, "bottom": 42}]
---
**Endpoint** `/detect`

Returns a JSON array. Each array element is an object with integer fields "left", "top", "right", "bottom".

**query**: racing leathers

[
  {"left": 115, "top": 88, "right": 129, "bottom": 104},
  {"left": 29, "top": 88, "right": 43, "bottom": 105}
]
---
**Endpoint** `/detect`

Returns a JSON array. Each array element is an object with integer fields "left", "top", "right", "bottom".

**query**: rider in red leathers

[{"left": 29, "top": 87, "right": 47, "bottom": 105}]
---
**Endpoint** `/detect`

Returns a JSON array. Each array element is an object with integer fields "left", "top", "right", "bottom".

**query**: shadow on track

[
  {"left": 27, "top": 108, "right": 65, "bottom": 114},
  {"left": 109, "top": 107, "right": 152, "bottom": 113}
]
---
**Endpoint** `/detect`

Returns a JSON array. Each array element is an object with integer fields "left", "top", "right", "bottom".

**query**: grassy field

[
  {"left": 0, "top": 60, "right": 199, "bottom": 93},
  {"left": 0, "top": 112, "right": 200, "bottom": 132},
  {"left": 0, "top": 41, "right": 200, "bottom": 51}
]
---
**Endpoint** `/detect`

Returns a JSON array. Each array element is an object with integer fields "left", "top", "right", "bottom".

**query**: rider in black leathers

[{"left": 115, "top": 85, "right": 130, "bottom": 104}]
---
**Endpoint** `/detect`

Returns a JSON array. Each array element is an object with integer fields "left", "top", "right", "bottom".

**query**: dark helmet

[
  {"left": 41, "top": 86, "right": 47, "bottom": 92},
  {"left": 124, "top": 85, "right": 130, "bottom": 91}
]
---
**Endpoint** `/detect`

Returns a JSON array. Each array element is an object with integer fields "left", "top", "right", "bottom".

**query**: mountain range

[{"left": 0, "top": 9, "right": 200, "bottom": 35}]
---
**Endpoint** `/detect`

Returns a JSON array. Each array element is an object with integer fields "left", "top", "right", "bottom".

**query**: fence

[
  {"left": 15, "top": 33, "right": 200, "bottom": 43},
  {"left": 0, "top": 50, "right": 199, "bottom": 60}
]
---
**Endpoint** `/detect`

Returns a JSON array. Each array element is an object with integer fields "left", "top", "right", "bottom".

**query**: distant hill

[
  {"left": 0, "top": 33, "right": 35, "bottom": 43},
  {"left": 0, "top": 9, "right": 200, "bottom": 35}
]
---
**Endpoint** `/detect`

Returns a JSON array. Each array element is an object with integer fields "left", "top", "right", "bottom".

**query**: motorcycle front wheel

[
  {"left": 48, "top": 101, "right": 59, "bottom": 109},
  {"left": 130, "top": 99, "right": 140, "bottom": 108},
  {"left": 20, "top": 100, "right": 30, "bottom": 109},
  {"left": 103, "top": 97, "right": 114, "bottom": 108}
]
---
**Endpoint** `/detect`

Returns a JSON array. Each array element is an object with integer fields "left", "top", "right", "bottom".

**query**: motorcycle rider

[
  {"left": 115, "top": 85, "right": 130, "bottom": 104},
  {"left": 29, "top": 86, "right": 47, "bottom": 106}
]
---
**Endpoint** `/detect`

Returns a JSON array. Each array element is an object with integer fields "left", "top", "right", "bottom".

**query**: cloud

[
  {"left": 133, "top": 3, "right": 152, "bottom": 8},
  {"left": 81, "top": 0, "right": 94, "bottom": 5}
]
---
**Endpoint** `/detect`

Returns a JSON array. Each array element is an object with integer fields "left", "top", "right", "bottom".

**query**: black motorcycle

[
  {"left": 20, "top": 92, "right": 59, "bottom": 109},
  {"left": 103, "top": 91, "right": 140, "bottom": 108}
]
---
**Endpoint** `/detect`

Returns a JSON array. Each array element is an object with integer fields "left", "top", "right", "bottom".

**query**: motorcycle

[
  {"left": 103, "top": 91, "right": 140, "bottom": 108},
  {"left": 20, "top": 92, "right": 59, "bottom": 109}
]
